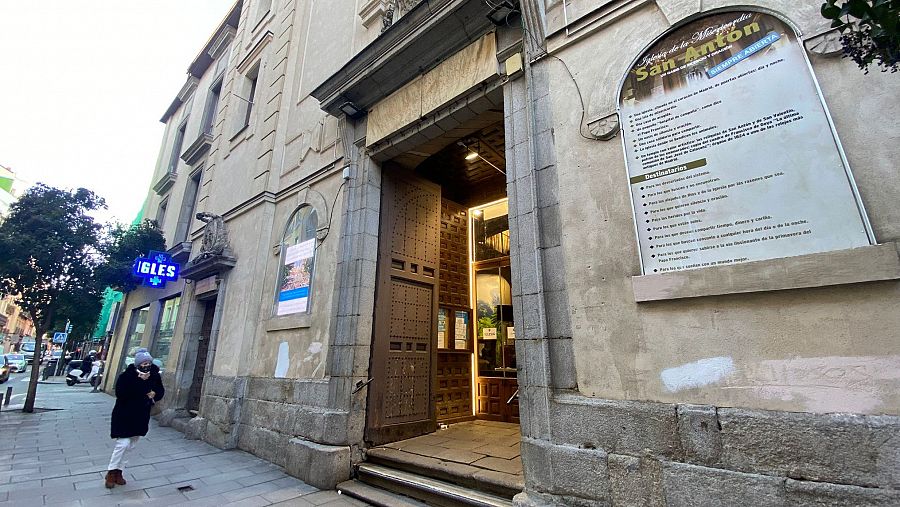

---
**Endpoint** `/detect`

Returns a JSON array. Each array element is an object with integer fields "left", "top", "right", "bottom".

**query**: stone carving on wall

[
  {"left": 587, "top": 113, "right": 620, "bottom": 141},
  {"left": 381, "top": 0, "right": 422, "bottom": 32},
  {"left": 195, "top": 212, "right": 231, "bottom": 260},
  {"left": 805, "top": 29, "right": 843, "bottom": 56}
]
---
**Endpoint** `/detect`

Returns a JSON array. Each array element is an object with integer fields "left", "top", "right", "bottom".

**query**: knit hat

[{"left": 135, "top": 348, "right": 153, "bottom": 365}]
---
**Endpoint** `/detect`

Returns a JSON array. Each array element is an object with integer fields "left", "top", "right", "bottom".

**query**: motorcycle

[{"left": 66, "top": 359, "right": 103, "bottom": 387}]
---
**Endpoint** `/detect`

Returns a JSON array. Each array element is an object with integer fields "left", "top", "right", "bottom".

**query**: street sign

[{"left": 52, "top": 332, "right": 68, "bottom": 344}]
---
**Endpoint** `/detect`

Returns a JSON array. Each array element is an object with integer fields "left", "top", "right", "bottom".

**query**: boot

[
  {"left": 105, "top": 470, "right": 116, "bottom": 489},
  {"left": 114, "top": 469, "right": 127, "bottom": 486}
]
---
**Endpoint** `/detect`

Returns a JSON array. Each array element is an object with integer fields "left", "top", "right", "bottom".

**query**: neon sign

[{"left": 132, "top": 251, "right": 180, "bottom": 288}]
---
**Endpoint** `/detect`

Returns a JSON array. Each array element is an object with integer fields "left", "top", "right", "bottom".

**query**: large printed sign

[
  {"left": 620, "top": 11, "right": 871, "bottom": 274},
  {"left": 132, "top": 251, "right": 180, "bottom": 288},
  {"left": 277, "top": 238, "right": 315, "bottom": 315}
]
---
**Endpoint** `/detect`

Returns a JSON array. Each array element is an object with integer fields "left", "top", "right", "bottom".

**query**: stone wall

[
  {"left": 511, "top": 0, "right": 900, "bottom": 504},
  {"left": 178, "top": 375, "right": 353, "bottom": 489},
  {"left": 516, "top": 395, "right": 900, "bottom": 506}
]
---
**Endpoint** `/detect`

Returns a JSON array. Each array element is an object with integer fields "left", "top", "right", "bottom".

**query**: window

[
  {"left": 255, "top": 0, "right": 273, "bottom": 24},
  {"left": 168, "top": 121, "right": 188, "bottom": 172},
  {"left": 151, "top": 296, "right": 180, "bottom": 371},
  {"left": 201, "top": 80, "right": 222, "bottom": 135},
  {"left": 244, "top": 72, "right": 258, "bottom": 127},
  {"left": 156, "top": 198, "right": 169, "bottom": 228},
  {"left": 121, "top": 306, "right": 149, "bottom": 370},
  {"left": 471, "top": 200, "right": 516, "bottom": 378},
  {"left": 275, "top": 206, "right": 318, "bottom": 315},
  {"left": 235, "top": 64, "right": 260, "bottom": 134},
  {"left": 175, "top": 167, "right": 203, "bottom": 243}
]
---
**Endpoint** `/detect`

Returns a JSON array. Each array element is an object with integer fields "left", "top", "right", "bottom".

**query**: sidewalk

[{"left": 0, "top": 378, "right": 368, "bottom": 506}]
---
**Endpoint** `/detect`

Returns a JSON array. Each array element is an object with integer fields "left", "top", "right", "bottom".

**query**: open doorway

[
  {"left": 187, "top": 298, "right": 215, "bottom": 414},
  {"left": 365, "top": 88, "right": 518, "bottom": 446}
]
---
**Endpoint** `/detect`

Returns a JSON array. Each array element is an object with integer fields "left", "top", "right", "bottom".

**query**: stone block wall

[
  {"left": 516, "top": 395, "right": 900, "bottom": 506},
  {"left": 190, "top": 375, "right": 353, "bottom": 489}
]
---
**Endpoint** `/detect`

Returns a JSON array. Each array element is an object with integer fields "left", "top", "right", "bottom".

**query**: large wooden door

[
  {"left": 366, "top": 169, "right": 441, "bottom": 445},
  {"left": 436, "top": 198, "right": 474, "bottom": 424}
]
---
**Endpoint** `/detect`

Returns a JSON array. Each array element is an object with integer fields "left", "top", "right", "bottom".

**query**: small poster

[
  {"left": 482, "top": 327, "right": 497, "bottom": 340},
  {"left": 277, "top": 239, "right": 315, "bottom": 315},
  {"left": 454, "top": 311, "right": 469, "bottom": 349},
  {"left": 437, "top": 309, "right": 447, "bottom": 347},
  {"left": 507, "top": 326, "right": 516, "bottom": 340}
]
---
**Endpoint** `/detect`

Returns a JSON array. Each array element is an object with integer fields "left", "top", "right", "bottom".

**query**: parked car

[
  {"left": 20, "top": 341, "right": 35, "bottom": 363},
  {"left": 0, "top": 356, "right": 9, "bottom": 384},
  {"left": 4, "top": 354, "right": 26, "bottom": 373}
]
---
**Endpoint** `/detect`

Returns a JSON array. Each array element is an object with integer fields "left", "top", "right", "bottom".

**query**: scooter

[{"left": 66, "top": 360, "right": 102, "bottom": 387}]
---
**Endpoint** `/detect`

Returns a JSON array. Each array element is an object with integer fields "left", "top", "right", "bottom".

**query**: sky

[{"left": 0, "top": 0, "right": 235, "bottom": 225}]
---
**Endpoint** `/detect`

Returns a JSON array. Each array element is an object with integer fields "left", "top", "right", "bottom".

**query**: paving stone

[
  {"left": 230, "top": 495, "right": 274, "bottom": 506},
  {"left": 199, "top": 468, "right": 258, "bottom": 485},
  {"left": 432, "top": 447, "right": 487, "bottom": 464},
  {"left": 471, "top": 456, "right": 524, "bottom": 475},
  {"left": 270, "top": 498, "right": 315, "bottom": 507},
  {"left": 180, "top": 493, "right": 230, "bottom": 506},
  {"left": 237, "top": 469, "right": 288, "bottom": 486},
  {"left": 1, "top": 383, "right": 336, "bottom": 507},
  {"left": 303, "top": 490, "right": 348, "bottom": 505},
  {"left": 471, "top": 443, "right": 522, "bottom": 459},
  {"left": 182, "top": 478, "right": 247, "bottom": 500},
  {"left": 262, "top": 485, "right": 313, "bottom": 503}
]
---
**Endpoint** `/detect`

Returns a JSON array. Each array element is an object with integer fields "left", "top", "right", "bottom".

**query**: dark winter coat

[{"left": 110, "top": 363, "right": 164, "bottom": 439}]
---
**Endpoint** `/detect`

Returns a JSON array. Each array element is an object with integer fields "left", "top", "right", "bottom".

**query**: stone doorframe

[
  {"left": 157, "top": 271, "right": 233, "bottom": 446},
  {"left": 321, "top": 76, "right": 518, "bottom": 455}
]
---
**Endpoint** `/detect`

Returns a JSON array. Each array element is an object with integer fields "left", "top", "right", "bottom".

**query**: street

[{"left": 0, "top": 374, "right": 369, "bottom": 506}]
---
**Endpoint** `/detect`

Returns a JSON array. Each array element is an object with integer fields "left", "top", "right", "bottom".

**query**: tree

[
  {"left": 0, "top": 184, "right": 106, "bottom": 412},
  {"left": 97, "top": 219, "right": 166, "bottom": 293},
  {"left": 821, "top": 0, "right": 900, "bottom": 73}
]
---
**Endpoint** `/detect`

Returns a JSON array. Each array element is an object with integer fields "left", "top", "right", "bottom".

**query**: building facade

[
  {"left": 0, "top": 165, "right": 36, "bottom": 352},
  {"left": 106, "top": 0, "right": 900, "bottom": 505},
  {"left": 0, "top": 295, "right": 35, "bottom": 353}
]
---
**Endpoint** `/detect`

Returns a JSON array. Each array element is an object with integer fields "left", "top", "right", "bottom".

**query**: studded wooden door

[
  {"left": 366, "top": 169, "right": 441, "bottom": 445},
  {"left": 436, "top": 198, "right": 474, "bottom": 424}
]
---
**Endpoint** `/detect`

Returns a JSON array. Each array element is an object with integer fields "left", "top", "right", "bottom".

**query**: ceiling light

[
  {"left": 339, "top": 101, "right": 363, "bottom": 118},
  {"left": 487, "top": 1, "right": 518, "bottom": 26},
  {"left": 465, "top": 151, "right": 479, "bottom": 161}
]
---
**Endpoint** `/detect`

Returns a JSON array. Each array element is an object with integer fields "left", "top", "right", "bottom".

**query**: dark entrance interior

[
  {"left": 366, "top": 88, "right": 518, "bottom": 446},
  {"left": 187, "top": 298, "right": 215, "bottom": 413}
]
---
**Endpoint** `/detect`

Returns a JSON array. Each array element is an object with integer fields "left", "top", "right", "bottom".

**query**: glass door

[{"left": 471, "top": 199, "right": 519, "bottom": 422}]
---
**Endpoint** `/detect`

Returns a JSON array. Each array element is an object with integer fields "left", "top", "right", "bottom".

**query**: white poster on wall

[
  {"left": 619, "top": 11, "right": 871, "bottom": 275},
  {"left": 277, "top": 238, "right": 315, "bottom": 315}
]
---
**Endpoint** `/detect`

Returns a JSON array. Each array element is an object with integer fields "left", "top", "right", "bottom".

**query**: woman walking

[{"left": 105, "top": 348, "right": 164, "bottom": 488}]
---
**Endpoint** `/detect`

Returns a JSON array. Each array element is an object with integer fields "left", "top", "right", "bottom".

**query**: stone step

[
  {"left": 337, "top": 479, "right": 430, "bottom": 507},
  {"left": 169, "top": 416, "right": 192, "bottom": 435},
  {"left": 366, "top": 447, "right": 522, "bottom": 499},
  {"left": 356, "top": 463, "right": 513, "bottom": 507}
]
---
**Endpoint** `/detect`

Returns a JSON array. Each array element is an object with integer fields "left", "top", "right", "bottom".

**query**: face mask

[{"left": 138, "top": 364, "right": 151, "bottom": 373}]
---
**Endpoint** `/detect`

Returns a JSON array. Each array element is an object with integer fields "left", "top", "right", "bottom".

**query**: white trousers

[{"left": 108, "top": 437, "right": 140, "bottom": 471}]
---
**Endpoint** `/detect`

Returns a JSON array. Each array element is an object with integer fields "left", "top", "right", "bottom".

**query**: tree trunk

[{"left": 23, "top": 309, "right": 53, "bottom": 413}]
